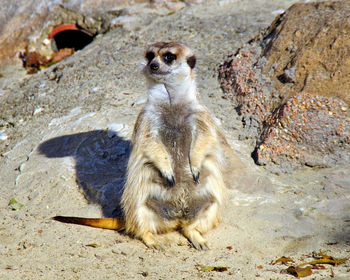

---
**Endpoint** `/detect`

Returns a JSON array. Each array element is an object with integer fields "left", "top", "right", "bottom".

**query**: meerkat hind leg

[
  {"left": 182, "top": 227, "right": 209, "bottom": 250},
  {"left": 141, "top": 231, "right": 164, "bottom": 251},
  {"left": 182, "top": 201, "right": 221, "bottom": 250}
]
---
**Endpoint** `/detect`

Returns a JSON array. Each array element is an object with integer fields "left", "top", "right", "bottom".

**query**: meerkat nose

[{"left": 150, "top": 62, "right": 159, "bottom": 71}]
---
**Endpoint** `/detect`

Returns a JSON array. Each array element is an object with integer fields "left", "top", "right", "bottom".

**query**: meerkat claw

[
  {"left": 165, "top": 175, "right": 176, "bottom": 187},
  {"left": 148, "top": 243, "right": 165, "bottom": 251},
  {"left": 192, "top": 171, "right": 200, "bottom": 184},
  {"left": 189, "top": 238, "right": 210, "bottom": 250}
]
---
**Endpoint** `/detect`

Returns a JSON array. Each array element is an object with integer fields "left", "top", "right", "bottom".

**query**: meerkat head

[{"left": 143, "top": 42, "right": 196, "bottom": 85}]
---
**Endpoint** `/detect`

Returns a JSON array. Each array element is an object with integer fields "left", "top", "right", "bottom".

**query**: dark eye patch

[
  {"left": 146, "top": 52, "right": 155, "bottom": 62},
  {"left": 163, "top": 52, "right": 176, "bottom": 64}
]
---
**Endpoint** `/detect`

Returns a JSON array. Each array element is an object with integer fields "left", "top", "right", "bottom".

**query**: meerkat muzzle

[{"left": 150, "top": 62, "right": 159, "bottom": 71}]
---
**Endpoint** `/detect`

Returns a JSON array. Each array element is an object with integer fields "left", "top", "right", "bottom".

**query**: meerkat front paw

[
  {"left": 164, "top": 173, "right": 175, "bottom": 187},
  {"left": 144, "top": 146, "right": 175, "bottom": 186},
  {"left": 160, "top": 170, "right": 175, "bottom": 187},
  {"left": 190, "top": 165, "right": 201, "bottom": 184},
  {"left": 192, "top": 170, "right": 200, "bottom": 184},
  {"left": 189, "top": 152, "right": 202, "bottom": 184}
]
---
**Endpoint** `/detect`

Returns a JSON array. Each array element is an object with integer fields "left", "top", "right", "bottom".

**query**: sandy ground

[{"left": 1, "top": 0, "right": 349, "bottom": 279}]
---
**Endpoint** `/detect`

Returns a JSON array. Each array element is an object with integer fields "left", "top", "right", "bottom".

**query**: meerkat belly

[
  {"left": 146, "top": 105, "right": 215, "bottom": 221},
  {"left": 146, "top": 188, "right": 215, "bottom": 221},
  {"left": 159, "top": 104, "right": 193, "bottom": 183}
]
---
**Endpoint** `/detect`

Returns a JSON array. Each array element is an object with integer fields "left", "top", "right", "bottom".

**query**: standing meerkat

[{"left": 54, "top": 42, "right": 242, "bottom": 250}]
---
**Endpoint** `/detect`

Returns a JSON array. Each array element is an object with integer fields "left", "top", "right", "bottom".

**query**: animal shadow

[{"left": 38, "top": 130, "right": 131, "bottom": 217}]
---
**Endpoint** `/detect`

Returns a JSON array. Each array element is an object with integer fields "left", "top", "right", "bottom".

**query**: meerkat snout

[{"left": 150, "top": 62, "right": 159, "bottom": 71}]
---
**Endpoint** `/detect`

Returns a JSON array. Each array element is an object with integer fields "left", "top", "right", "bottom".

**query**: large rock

[{"left": 219, "top": 0, "right": 350, "bottom": 173}]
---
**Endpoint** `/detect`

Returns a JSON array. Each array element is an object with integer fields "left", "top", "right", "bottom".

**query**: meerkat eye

[
  {"left": 163, "top": 52, "right": 176, "bottom": 64},
  {"left": 146, "top": 52, "right": 155, "bottom": 62}
]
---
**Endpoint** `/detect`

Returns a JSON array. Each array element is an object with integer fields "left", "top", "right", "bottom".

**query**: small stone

[
  {"left": 166, "top": 2, "right": 185, "bottom": 11},
  {"left": 107, "top": 123, "right": 125, "bottom": 138},
  {"left": 132, "top": 98, "right": 147, "bottom": 107},
  {"left": 0, "top": 132, "right": 8, "bottom": 141},
  {"left": 48, "top": 72, "right": 57, "bottom": 80},
  {"left": 271, "top": 9, "right": 285, "bottom": 15},
  {"left": 43, "top": 38, "right": 51, "bottom": 46},
  {"left": 33, "top": 108, "right": 43, "bottom": 116}
]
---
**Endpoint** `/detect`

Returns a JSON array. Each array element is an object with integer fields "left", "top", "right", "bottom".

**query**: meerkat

[{"left": 54, "top": 42, "right": 242, "bottom": 250}]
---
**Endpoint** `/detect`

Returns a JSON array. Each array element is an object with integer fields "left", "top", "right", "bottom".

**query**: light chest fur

[{"left": 145, "top": 102, "right": 215, "bottom": 222}]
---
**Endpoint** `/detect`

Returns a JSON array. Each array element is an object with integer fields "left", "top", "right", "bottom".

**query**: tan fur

[{"left": 53, "top": 42, "right": 241, "bottom": 250}]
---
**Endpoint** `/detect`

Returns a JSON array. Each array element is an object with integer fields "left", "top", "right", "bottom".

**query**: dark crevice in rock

[{"left": 51, "top": 28, "right": 94, "bottom": 51}]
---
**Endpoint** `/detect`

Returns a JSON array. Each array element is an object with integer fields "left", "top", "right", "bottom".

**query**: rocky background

[
  {"left": 219, "top": 0, "right": 350, "bottom": 173},
  {"left": 1, "top": 0, "right": 350, "bottom": 279}
]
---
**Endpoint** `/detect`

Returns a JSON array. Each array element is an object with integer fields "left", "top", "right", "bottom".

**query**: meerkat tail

[{"left": 52, "top": 216, "right": 125, "bottom": 230}]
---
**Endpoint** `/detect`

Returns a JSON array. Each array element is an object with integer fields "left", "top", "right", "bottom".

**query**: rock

[
  {"left": 0, "top": 2, "right": 116, "bottom": 68},
  {"left": 263, "top": 1, "right": 350, "bottom": 105},
  {"left": 0, "top": 0, "right": 202, "bottom": 69},
  {"left": 219, "top": 0, "right": 350, "bottom": 173},
  {"left": 255, "top": 93, "right": 350, "bottom": 172}
]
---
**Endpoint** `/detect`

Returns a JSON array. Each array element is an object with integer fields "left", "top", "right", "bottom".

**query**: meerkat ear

[{"left": 187, "top": 55, "right": 196, "bottom": 69}]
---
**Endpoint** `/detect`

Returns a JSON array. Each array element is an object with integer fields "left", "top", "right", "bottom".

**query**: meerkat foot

[
  {"left": 141, "top": 232, "right": 164, "bottom": 250},
  {"left": 183, "top": 228, "right": 209, "bottom": 250}
]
